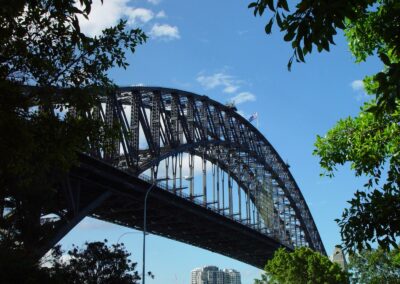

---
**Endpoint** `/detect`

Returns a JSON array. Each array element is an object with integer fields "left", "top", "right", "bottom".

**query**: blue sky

[{"left": 60, "top": 1, "right": 383, "bottom": 283}]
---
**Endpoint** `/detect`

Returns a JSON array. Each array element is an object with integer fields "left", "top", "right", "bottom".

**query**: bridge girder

[{"left": 78, "top": 86, "right": 326, "bottom": 255}]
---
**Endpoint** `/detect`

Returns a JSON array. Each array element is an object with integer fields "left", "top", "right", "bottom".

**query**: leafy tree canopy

[
  {"left": 46, "top": 240, "right": 141, "bottom": 284},
  {"left": 248, "top": 0, "right": 399, "bottom": 114},
  {"left": 0, "top": 0, "right": 146, "bottom": 256},
  {"left": 348, "top": 246, "right": 400, "bottom": 284},
  {"left": 248, "top": 0, "right": 400, "bottom": 252},
  {"left": 0, "top": 240, "right": 142, "bottom": 284},
  {"left": 314, "top": 101, "right": 400, "bottom": 251},
  {"left": 256, "top": 247, "right": 349, "bottom": 284}
]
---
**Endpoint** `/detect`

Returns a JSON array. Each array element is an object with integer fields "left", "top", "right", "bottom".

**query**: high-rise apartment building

[
  {"left": 191, "top": 267, "right": 203, "bottom": 284},
  {"left": 191, "top": 266, "right": 241, "bottom": 284},
  {"left": 223, "top": 269, "right": 241, "bottom": 284}
]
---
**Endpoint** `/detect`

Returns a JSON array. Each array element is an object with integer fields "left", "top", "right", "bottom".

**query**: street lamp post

[{"left": 142, "top": 177, "right": 168, "bottom": 284}]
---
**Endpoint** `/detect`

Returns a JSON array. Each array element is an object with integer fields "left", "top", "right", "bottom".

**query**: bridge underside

[{"left": 73, "top": 155, "right": 284, "bottom": 269}]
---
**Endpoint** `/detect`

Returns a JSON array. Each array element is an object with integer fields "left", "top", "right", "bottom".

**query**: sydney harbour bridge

[{"left": 39, "top": 86, "right": 325, "bottom": 268}]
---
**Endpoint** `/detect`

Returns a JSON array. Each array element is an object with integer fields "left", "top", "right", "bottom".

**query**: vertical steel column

[
  {"left": 223, "top": 112, "right": 232, "bottom": 141},
  {"left": 171, "top": 94, "right": 179, "bottom": 145},
  {"left": 91, "top": 104, "right": 101, "bottom": 157},
  {"left": 179, "top": 152, "right": 183, "bottom": 196},
  {"left": 216, "top": 164, "right": 220, "bottom": 211},
  {"left": 104, "top": 97, "right": 113, "bottom": 160},
  {"left": 278, "top": 190, "right": 284, "bottom": 240},
  {"left": 150, "top": 92, "right": 161, "bottom": 155},
  {"left": 256, "top": 185, "right": 261, "bottom": 230},
  {"left": 228, "top": 174, "right": 233, "bottom": 217},
  {"left": 238, "top": 185, "right": 242, "bottom": 220},
  {"left": 212, "top": 164, "right": 216, "bottom": 207},
  {"left": 262, "top": 174, "right": 267, "bottom": 230},
  {"left": 189, "top": 154, "right": 194, "bottom": 198},
  {"left": 255, "top": 169, "right": 261, "bottom": 229},
  {"left": 105, "top": 96, "right": 119, "bottom": 161},
  {"left": 213, "top": 107, "right": 220, "bottom": 139},
  {"left": 273, "top": 184, "right": 279, "bottom": 238},
  {"left": 172, "top": 155, "right": 177, "bottom": 192},
  {"left": 289, "top": 206, "right": 293, "bottom": 246},
  {"left": 294, "top": 217, "right": 299, "bottom": 247},
  {"left": 201, "top": 101, "right": 208, "bottom": 141},
  {"left": 187, "top": 96, "right": 194, "bottom": 143},
  {"left": 282, "top": 195, "right": 287, "bottom": 242},
  {"left": 246, "top": 186, "right": 250, "bottom": 225},
  {"left": 202, "top": 156, "right": 207, "bottom": 206},
  {"left": 252, "top": 196, "right": 256, "bottom": 228},
  {"left": 221, "top": 171, "right": 225, "bottom": 215},
  {"left": 130, "top": 93, "right": 140, "bottom": 167},
  {"left": 268, "top": 177, "right": 275, "bottom": 233},
  {"left": 165, "top": 157, "right": 169, "bottom": 189}
]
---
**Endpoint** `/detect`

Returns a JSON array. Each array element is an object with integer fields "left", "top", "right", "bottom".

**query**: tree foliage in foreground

[
  {"left": 0, "top": 0, "right": 146, "bottom": 257},
  {"left": 47, "top": 240, "right": 141, "bottom": 284},
  {"left": 248, "top": 0, "right": 400, "bottom": 252},
  {"left": 348, "top": 246, "right": 400, "bottom": 284},
  {"left": 0, "top": 240, "right": 141, "bottom": 284},
  {"left": 256, "top": 247, "right": 349, "bottom": 284},
  {"left": 314, "top": 101, "right": 400, "bottom": 251}
]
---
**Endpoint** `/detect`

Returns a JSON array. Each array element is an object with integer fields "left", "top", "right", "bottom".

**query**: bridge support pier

[{"left": 36, "top": 180, "right": 112, "bottom": 259}]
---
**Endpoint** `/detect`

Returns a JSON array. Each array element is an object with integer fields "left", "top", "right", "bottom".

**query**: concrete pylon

[{"left": 331, "top": 245, "right": 347, "bottom": 271}]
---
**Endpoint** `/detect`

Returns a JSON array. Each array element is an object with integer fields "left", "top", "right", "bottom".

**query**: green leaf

[
  {"left": 248, "top": 2, "right": 258, "bottom": 8},
  {"left": 276, "top": 12, "right": 282, "bottom": 28},
  {"left": 287, "top": 55, "right": 294, "bottom": 71},
  {"left": 322, "top": 39, "right": 330, "bottom": 51},
  {"left": 278, "top": 0, "right": 289, "bottom": 11},
  {"left": 265, "top": 18, "right": 274, "bottom": 34},
  {"left": 258, "top": 4, "right": 265, "bottom": 15},
  {"left": 267, "top": 0, "right": 275, "bottom": 12},
  {"left": 283, "top": 31, "right": 295, "bottom": 42},
  {"left": 379, "top": 53, "right": 391, "bottom": 66},
  {"left": 296, "top": 46, "right": 305, "bottom": 62}
]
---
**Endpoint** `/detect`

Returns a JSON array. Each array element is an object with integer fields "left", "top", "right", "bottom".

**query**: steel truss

[{"left": 77, "top": 86, "right": 326, "bottom": 255}]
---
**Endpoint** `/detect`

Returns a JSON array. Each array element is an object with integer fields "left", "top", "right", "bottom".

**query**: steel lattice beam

[{"left": 79, "top": 86, "right": 326, "bottom": 255}]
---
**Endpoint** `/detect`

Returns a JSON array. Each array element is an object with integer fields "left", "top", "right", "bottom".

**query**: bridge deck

[{"left": 73, "top": 154, "right": 286, "bottom": 269}]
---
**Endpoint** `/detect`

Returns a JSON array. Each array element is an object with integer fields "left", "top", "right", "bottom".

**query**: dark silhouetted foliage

[{"left": 249, "top": 0, "right": 400, "bottom": 252}]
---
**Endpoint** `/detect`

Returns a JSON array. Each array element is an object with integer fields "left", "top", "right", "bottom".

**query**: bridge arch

[{"left": 88, "top": 86, "right": 325, "bottom": 254}]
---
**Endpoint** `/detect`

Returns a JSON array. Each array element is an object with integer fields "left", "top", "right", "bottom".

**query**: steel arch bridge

[{"left": 39, "top": 86, "right": 325, "bottom": 268}]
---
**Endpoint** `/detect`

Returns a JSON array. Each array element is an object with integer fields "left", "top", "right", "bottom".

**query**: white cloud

[
  {"left": 147, "top": 0, "right": 161, "bottom": 4},
  {"left": 197, "top": 73, "right": 230, "bottom": 89},
  {"left": 223, "top": 85, "right": 239, "bottom": 94},
  {"left": 125, "top": 7, "right": 154, "bottom": 26},
  {"left": 77, "top": 0, "right": 154, "bottom": 36},
  {"left": 350, "top": 79, "right": 369, "bottom": 101},
  {"left": 230, "top": 92, "right": 256, "bottom": 105},
  {"left": 351, "top": 80, "right": 365, "bottom": 92},
  {"left": 144, "top": 153, "right": 212, "bottom": 179},
  {"left": 149, "top": 23, "right": 180, "bottom": 40},
  {"left": 156, "top": 10, "right": 167, "bottom": 18},
  {"left": 196, "top": 72, "right": 241, "bottom": 93}
]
